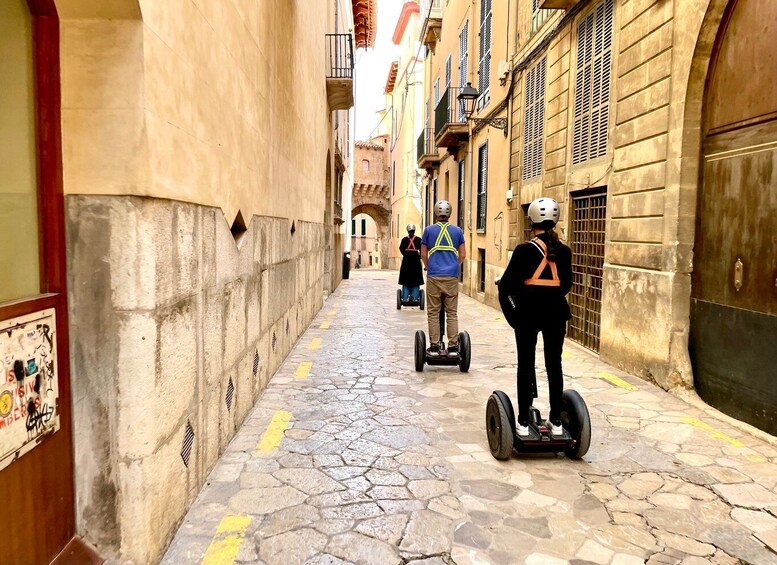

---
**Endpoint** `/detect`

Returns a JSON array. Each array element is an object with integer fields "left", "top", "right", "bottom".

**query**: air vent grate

[
  {"left": 226, "top": 378, "right": 235, "bottom": 411},
  {"left": 181, "top": 421, "right": 195, "bottom": 467},
  {"left": 272, "top": 332, "right": 277, "bottom": 352},
  {"left": 252, "top": 350, "right": 260, "bottom": 376}
]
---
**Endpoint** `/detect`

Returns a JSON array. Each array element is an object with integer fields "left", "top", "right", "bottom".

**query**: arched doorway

[
  {"left": 0, "top": 1, "right": 77, "bottom": 562},
  {"left": 689, "top": 0, "right": 777, "bottom": 435},
  {"left": 351, "top": 203, "right": 390, "bottom": 269}
]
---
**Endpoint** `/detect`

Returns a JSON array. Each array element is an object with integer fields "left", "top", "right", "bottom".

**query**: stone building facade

[
  {"left": 352, "top": 138, "right": 390, "bottom": 268},
  {"left": 417, "top": 0, "right": 776, "bottom": 434},
  {"left": 0, "top": 0, "right": 372, "bottom": 563}
]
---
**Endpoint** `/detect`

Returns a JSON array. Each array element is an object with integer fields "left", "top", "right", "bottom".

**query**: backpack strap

[{"left": 524, "top": 238, "right": 560, "bottom": 287}]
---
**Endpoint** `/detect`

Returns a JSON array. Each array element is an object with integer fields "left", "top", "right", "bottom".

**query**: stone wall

[{"left": 67, "top": 195, "right": 324, "bottom": 563}]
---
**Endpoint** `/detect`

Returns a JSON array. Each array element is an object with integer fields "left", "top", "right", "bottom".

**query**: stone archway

[{"left": 351, "top": 203, "right": 390, "bottom": 269}]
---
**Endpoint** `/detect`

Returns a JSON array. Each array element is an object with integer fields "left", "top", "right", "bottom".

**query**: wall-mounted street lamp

[{"left": 457, "top": 82, "right": 508, "bottom": 136}]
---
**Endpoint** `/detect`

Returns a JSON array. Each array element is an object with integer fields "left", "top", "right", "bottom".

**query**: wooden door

[
  {"left": 690, "top": 0, "right": 777, "bottom": 436},
  {"left": 0, "top": 1, "right": 76, "bottom": 563},
  {"left": 569, "top": 190, "right": 607, "bottom": 352}
]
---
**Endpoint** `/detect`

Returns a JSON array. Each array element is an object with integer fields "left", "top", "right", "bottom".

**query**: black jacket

[
  {"left": 498, "top": 232, "right": 573, "bottom": 328},
  {"left": 398, "top": 236, "right": 424, "bottom": 286}
]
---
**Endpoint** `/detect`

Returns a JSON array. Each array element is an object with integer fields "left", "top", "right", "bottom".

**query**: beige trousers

[{"left": 427, "top": 276, "right": 459, "bottom": 346}]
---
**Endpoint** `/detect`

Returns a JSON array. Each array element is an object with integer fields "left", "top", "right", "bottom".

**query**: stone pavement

[{"left": 162, "top": 270, "right": 777, "bottom": 565}]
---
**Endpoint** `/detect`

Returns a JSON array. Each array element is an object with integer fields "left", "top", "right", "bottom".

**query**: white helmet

[
  {"left": 527, "top": 197, "right": 559, "bottom": 226},
  {"left": 433, "top": 200, "right": 452, "bottom": 218},
  {"left": 406, "top": 224, "right": 416, "bottom": 232}
]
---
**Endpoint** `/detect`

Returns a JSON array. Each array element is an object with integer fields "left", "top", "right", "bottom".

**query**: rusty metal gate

[{"left": 569, "top": 190, "right": 607, "bottom": 351}]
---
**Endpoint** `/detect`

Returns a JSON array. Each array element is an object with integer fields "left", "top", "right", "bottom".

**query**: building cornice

[{"left": 392, "top": 2, "right": 420, "bottom": 45}]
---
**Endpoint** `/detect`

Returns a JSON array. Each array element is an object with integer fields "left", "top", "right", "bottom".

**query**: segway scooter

[
  {"left": 485, "top": 389, "right": 591, "bottom": 460},
  {"left": 414, "top": 308, "right": 471, "bottom": 372},
  {"left": 397, "top": 288, "right": 425, "bottom": 310}
]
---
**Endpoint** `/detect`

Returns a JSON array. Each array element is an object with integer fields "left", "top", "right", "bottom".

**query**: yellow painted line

[
  {"left": 562, "top": 350, "right": 575, "bottom": 359},
  {"left": 294, "top": 361, "right": 313, "bottom": 379},
  {"left": 327, "top": 309, "right": 337, "bottom": 317},
  {"left": 308, "top": 338, "right": 322, "bottom": 350},
  {"left": 201, "top": 515, "right": 251, "bottom": 565},
  {"left": 256, "top": 411, "right": 292, "bottom": 453},
  {"left": 747, "top": 455, "right": 768, "bottom": 463},
  {"left": 597, "top": 372, "right": 638, "bottom": 391},
  {"left": 320, "top": 321, "right": 331, "bottom": 329},
  {"left": 681, "top": 417, "right": 744, "bottom": 447}
]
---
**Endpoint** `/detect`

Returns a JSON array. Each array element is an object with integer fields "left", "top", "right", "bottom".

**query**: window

[
  {"left": 434, "top": 77, "right": 440, "bottom": 105},
  {"left": 457, "top": 161, "right": 465, "bottom": 228},
  {"left": 523, "top": 58, "right": 546, "bottom": 180},
  {"left": 445, "top": 54, "right": 452, "bottom": 90},
  {"left": 477, "top": 143, "right": 488, "bottom": 231},
  {"left": 361, "top": 218, "right": 366, "bottom": 236},
  {"left": 478, "top": 0, "right": 492, "bottom": 108},
  {"left": 362, "top": 159, "right": 370, "bottom": 172},
  {"left": 572, "top": 0, "right": 614, "bottom": 165},
  {"left": 458, "top": 21, "right": 469, "bottom": 121},
  {"left": 531, "top": 0, "right": 554, "bottom": 34},
  {"left": 478, "top": 249, "right": 486, "bottom": 293},
  {"left": 352, "top": 219, "right": 356, "bottom": 235}
]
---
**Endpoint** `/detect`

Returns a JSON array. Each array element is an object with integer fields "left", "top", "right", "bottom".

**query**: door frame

[{"left": 0, "top": 1, "right": 76, "bottom": 563}]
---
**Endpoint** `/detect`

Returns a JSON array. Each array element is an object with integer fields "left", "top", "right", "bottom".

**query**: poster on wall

[{"left": 0, "top": 309, "right": 59, "bottom": 472}]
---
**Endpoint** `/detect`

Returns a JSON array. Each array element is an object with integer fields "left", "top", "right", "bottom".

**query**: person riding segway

[
  {"left": 397, "top": 224, "right": 425, "bottom": 309},
  {"left": 487, "top": 197, "right": 591, "bottom": 459},
  {"left": 413, "top": 201, "right": 471, "bottom": 372}
]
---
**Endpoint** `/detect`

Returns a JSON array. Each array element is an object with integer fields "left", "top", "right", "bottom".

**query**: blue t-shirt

[{"left": 421, "top": 222, "right": 465, "bottom": 277}]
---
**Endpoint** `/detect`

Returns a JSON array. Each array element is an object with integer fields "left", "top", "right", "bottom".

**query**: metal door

[
  {"left": 689, "top": 0, "right": 777, "bottom": 436},
  {"left": 0, "top": 2, "right": 76, "bottom": 563},
  {"left": 569, "top": 191, "right": 607, "bottom": 351}
]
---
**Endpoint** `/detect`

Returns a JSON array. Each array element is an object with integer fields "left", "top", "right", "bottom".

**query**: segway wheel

[
  {"left": 458, "top": 331, "right": 471, "bottom": 373},
  {"left": 397, "top": 289, "right": 402, "bottom": 310},
  {"left": 560, "top": 389, "right": 591, "bottom": 459},
  {"left": 414, "top": 331, "right": 426, "bottom": 372},
  {"left": 486, "top": 392, "right": 515, "bottom": 460},
  {"left": 419, "top": 290, "right": 425, "bottom": 310}
]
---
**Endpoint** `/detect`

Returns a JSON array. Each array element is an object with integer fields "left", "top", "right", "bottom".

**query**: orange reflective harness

[
  {"left": 524, "top": 238, "right": 561, "bottom": 287},
  {"left": 406, "top": 237, "right": 418, "bottom": 252}
]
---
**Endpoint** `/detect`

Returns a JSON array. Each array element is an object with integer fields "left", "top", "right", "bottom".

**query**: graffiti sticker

[{"left": 0, "top": 309, "right": 60, "bottom": 471}]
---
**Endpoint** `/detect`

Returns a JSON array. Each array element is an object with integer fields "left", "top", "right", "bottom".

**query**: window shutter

[
  {"left": 445, "top": 55, "right": 452, "bottom": 89},
  {"left": 458, "top": 21, "right": 469, "bottom": 121},
  {"left": 478, "top": 0, "right": 492, "bottom": 96},
  {"left": 572, "top": 0, "right": 613, "bottom": 165},
  {"left": 477, "top": 144, "right": 488, "bottom": 231},
  {"left": 522, "top": 58, "right": 546, "bottom": 180}
]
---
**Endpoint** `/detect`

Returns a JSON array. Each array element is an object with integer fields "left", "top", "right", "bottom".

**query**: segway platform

[
  {"left": 414, "top": 308, "right": 470, "bottom": 372},
  {"left": 397, "top": 289, "right": 425, "bottom": 310},
  {"left": 485, "top": 389, "right": 591, "bottom": 460}
]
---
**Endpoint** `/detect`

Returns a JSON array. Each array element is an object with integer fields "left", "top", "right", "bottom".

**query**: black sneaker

[
  {"left": 427, "top": 345, "right": 440, "bottom": 358},
  {"left": 446, "top": 344, "right": 458, "bottom": 357}
]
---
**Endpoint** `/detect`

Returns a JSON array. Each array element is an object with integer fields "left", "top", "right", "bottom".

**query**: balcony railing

[
  {"left": 420, "top": 0, "right": 443, "bottom": 48},
  {"left": 326, "top": 34, "right": 354, "bottom": 110},
  {"left": 434, "top": 88, "right": 469, "bottom": 148},
  {"left": 417, "top": 127, "right": 441, "bottom": 170},
  {"left": 420, "top": 0, "right": 442, "bottom": 18}
]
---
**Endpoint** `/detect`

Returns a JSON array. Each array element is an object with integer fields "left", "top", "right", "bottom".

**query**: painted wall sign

[{"left": 0, "top": 309, "right": 59, "bottom": 471}]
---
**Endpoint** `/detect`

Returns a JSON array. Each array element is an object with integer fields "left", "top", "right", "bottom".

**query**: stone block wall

[{"left": 66, "top": 195, "right": 324, "bottom": 563}]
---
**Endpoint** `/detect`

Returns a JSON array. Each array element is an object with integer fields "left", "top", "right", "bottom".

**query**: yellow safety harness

[
  {"left": 524, "top": 238, "right": 560, "bottom": 287},
  {"left": 428, "top": 222, "right": 458, "bottom": 257}
]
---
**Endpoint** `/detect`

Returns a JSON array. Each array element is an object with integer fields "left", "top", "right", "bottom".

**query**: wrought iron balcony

[
  {"left": 434, "top": 88, "right": 469, "bottom": 149},
  {"left": 539, "top": 0, "right": 579, "bottom": 8},
  {"left": 417, "top": 128, "right": 441, "bottom": 171},
  {"left": 326, "top": 34, "right": 354, "bottom": 110},
  {"left": 420, "top": 0, "right": 442, "bottom": 50}
]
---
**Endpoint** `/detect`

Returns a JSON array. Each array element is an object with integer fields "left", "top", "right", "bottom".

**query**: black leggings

[{"left": 514, "top": 321, "right": 566, "bottom": 424}]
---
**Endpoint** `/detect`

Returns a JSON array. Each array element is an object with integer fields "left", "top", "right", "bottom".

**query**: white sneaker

[
  {"left": 546, "top": 420, "right": 563, "bottom": 437},
  {"left": 516, "top": 423, "right": 530, "bottom": 437}
]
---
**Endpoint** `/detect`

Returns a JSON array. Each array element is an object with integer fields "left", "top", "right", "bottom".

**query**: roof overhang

[
  {"left": 352, "top": 0, "right": 377, "bottom": 48},
  {"left": 392, "top": 2, "right": 420, "bottom": 45},
  {"left": 384, "top": 61, "right": 399, "bottom": 94}
]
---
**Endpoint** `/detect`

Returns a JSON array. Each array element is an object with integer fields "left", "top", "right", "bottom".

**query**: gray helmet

[
  {"left": 406, "top": 224, "right": 416, "bottom": 233},
  {"left": 528, "top": 197, "right": 559, "bottom": 226},
  {"left": 433, "top": 200, "right": 452, "bottom": 218}
]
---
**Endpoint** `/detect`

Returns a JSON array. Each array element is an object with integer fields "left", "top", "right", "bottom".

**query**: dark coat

[
  {"left": 498, "top": 232, "right": 573, "bottom": 329},
  {"left": 398, "top": 235, "right": 424, "bottom": 286}
]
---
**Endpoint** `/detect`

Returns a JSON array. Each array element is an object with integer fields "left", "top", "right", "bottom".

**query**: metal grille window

[
  {"left": 458, "top": 21, "right": 469, "bottom": 121},
  {"left": 477, "top": 143, "right": 488, "bottom": 231},
  {"left": 572, "top": 0, "right": 614, "bottom": 165},
  {"left": 531, "top": 0, "right": 554, "bottom": 34},
  {"left": 457, "top": 161, "right": 465, "bottom": 228},
  {"left": 522, "top": 58, "right": 546, "bottom": 180},
  {"left": 568, "top": 190, "right": 607, "bottom": 351},
  {"left": 478, "top": 0, "right": 492, "bottom": 108}
]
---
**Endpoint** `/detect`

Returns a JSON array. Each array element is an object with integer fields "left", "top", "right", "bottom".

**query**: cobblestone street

[{"left": 162, "top": 271, "right": 777, "bottom": 565}]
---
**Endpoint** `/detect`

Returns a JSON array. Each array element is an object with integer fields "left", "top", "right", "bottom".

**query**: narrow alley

[{"left": 162, "top": 271, "right": 777, "bottom": 565}]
